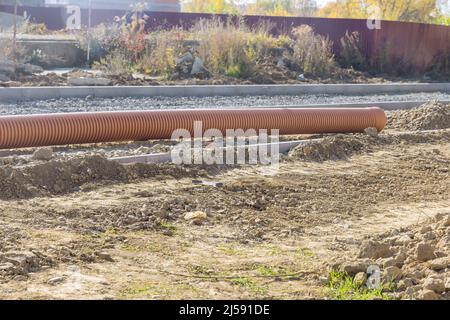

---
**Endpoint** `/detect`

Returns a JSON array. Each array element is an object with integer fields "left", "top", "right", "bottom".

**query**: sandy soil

[{"left": 0, "top": 104, "right": 449, "bottom": 299}]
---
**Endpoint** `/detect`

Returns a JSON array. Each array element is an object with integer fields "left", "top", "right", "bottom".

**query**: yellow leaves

[
  {"left": 182, "top": 0, "right": 446, "bottom": 24},
  {"left": 182, "top": 0, "right": 318, "bottom": 16},
  {"left": 318, "top": 0, "right": 444, "bottom": 23},
  {"left": 183, "top": 0, "right": 238, "bottom": 14}
]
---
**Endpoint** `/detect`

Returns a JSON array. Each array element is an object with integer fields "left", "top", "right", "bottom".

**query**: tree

[
  {"left": 182, "top": 0, "right": 318, "bottom": 16},
  {"left": 182, "top": 0, "right": 239, "bottom": 14},
  {"left": 245, "top": 0, "right": 318, "bottom": 16},
  {"left": 317, "top": 0, "right": 448, "bottom": 24}
]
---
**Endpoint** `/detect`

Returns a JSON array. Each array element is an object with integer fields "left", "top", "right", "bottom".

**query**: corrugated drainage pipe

[{"left": 0, "top": 107, "right": 387, "bottom": 149}]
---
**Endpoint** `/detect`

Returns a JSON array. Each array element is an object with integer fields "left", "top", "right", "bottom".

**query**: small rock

[
  {"left": 397, "top": 278, "right": 414, "bottom": 291},
  {"left": 445, "top": 278, "right": 450, "bottom": 290},
  {"left": 358, "top": 240, "right": 394, "bottom": 259},
  {"left": 13, "top": 275, "right": 28, "bottom": 281},
  {"left": 354, "top": 272, "right": 367, "bottom": 285},
  {"left": 379, "top": 257, "right": 396, "bottom": 268},
  {"left": 443, "top": 215, "right": 450, "bottom": 227},
  {"left": 96, "top": 252, "right": 114, "bottom": 262},
  {"left": 4, "top": 251, "right": 39, "bottom": 273},
  {"left": 417, "top": 289, "right": 440, "bottom": 300},
  {"left": 339, "top": 261, "right": 369, "bottom": 276},
  {"left": 394, "top": 250, "right": 407, "bottom": 268},
  {"left": 364, "top": 127, "right": 378, "bottom": 138},
  {"left": 190, "top": 57, "right": 204, "bottom": 75},
  {"left": 32, "top": 147, "right": 53, "bottom": 161},
  {"left": 405, "top": 269, "right": 425, "bottom": 282},
  {"left": 422, "top": 231, "right": 436, "bottom": 241},
  {"left": 184, "top": 211, "right": 208, "bottom": 222},
  {"left": 383, "top": 266, "right": 402, "bottom": 281},
  {"left": 394, "top": 234, "right": 412, "bottom": 245},
  {"left": 135, "top": 146, "right": 152, "bottom": 154},
  {"left": 404, "top": 286, "right": 416, "bottom": 298},
  {"left": 47, "top": 276, "right": 65, "bottom": 285},
  {"left": 420, "top": 225, "right": 432, "bottom": 234},
  {"left": 319, "top": 275, "right": 329, "bottom": 285},
  {"left": 423, "top": 277, "right": 445, "bottom": 293},
  {"left": 175, "top": 52, "right": 194, "bottom": 64},
  {"left": 416, "top": 242, "right": 436, "bottom": 262},
  {"left": 427, "top": 257, "right": 450, "bottom": 271},
  {"left": 0, "top": 262, "right": 15, "bottom": 273}
]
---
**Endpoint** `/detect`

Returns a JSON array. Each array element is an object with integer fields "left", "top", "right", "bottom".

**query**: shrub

[
  {"left": 339, "top": 31, "right": 367, "bottom": 70},
  {"left": 0, "top": 37, "right": 26, "bottom": 63},
  {"left": 291, "top": 25, "right": 335, "bottom": 76},
  {"left": 137, "top": 28, "right": 187, "bottom": 76},
  {"left": 0, "top": 38, "right": 14, "bottom": 60},
  {"left": 190, "top": 17, "right": 275, "bottom": 78},
  {"left": 93, "top": 49, "right": 133, "bottom": 76},
  {"left": 77, "top": 23, "right": 121, "bottom": 63},
  {"left": 427, "top": 52, "right": 450, "bottom": 79}
]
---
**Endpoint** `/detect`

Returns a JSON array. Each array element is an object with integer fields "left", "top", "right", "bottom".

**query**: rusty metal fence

[{"left": 1, "top": 5, "right": 449, "bottom": 73}]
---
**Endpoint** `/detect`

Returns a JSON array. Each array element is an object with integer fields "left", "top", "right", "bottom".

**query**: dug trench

[{"left": 0, "top": 103, "right": 449, "bottom": 299}]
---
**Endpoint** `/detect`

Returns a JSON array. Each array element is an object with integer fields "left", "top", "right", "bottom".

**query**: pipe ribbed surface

[{"left": 0, "top": 107, "right": 387, "bottom": 149}]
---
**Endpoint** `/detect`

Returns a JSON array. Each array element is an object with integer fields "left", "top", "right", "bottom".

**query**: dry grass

[
  {"left": 291, "top": 25, "right": 335, "bottom": 76},
  {"left": 191, "top": 18, "right": 276, "bottom": 78},
  {"left": 0, "top": 38, "right": 14, "bottom": 60},
  {"left": 339, "top": 31, "right": 367, "bottom": 70},
  {"left": 93, "top": 49, "right": 133, "bottom": 76},
  {"left": 138, "top": 28, "right": 187, "bottom": 76},
  {"left": 88, "top": 17, "right": 339, "bottom": 79}
]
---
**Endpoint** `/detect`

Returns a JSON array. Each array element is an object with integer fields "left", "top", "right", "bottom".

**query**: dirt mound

[
  {"left": 287, "top": 134, "right": 377, "bottom": 161},
  {"left": 388, "top": 102, "right": 450, "bottom": 131},
  {"left": 333, "top": 213, "right": 450, "bottom": 300},
  {"left": 0, "top": 155, "right": 206, "bottom": 200},
  {"left": 287, "top": 130, "right": 450, "bottom": 162},
  {"left": 0, "top": 250, "right": 53, "bottom": 280}
]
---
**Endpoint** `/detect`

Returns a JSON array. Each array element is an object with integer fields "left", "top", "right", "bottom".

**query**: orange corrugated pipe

[{"left": 0, "top": 107, "right": 386, "bottom": 149}]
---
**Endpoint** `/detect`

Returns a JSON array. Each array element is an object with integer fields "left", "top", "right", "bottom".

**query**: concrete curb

[
  {"left": 1, "top": 83, "right": 449, "bottom": 101},
  {"left": 109, "top": 139, "right": 318, "bottom": 165},
  {"left": 256, "top": 100, "right": 450, "bottom": 110}
]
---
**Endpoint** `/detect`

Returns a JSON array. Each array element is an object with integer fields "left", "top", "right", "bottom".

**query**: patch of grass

[
  {"left": 327, "top": 271, "right": 392, "bottom": 300},
  {"left": 291, "top": 25, "right": 335, "bottom": 76},
  {"left": 229, "top": 277, "right": 268, "bottom": 296},
  {"left": 187, "top": 264, "right": 214, "bottom": 276},
  {"left": 119, "top": 281, "right": 200, "bottom": 299},
  {"left": 138, "top": 28, "right": 186, "bottom": 77},
  {"left": 94, "top": 49, "right": 134, "bottom": 76},
  {"left": 121, "top": 283, "right": 152, "bottom": 297},
  {"left": 157, "top": 220, "right": 178, "bottom": 235},
  {"left": 218, "top": 245, "right": 244, "bottom": 256},
  {"left": 257, "top": 265, "right": 278, "bottom": 277},
  {"left": 296, "top": 247, "right": 315, "bottom": 259},
  {"left": 120, "top": 242, "right": 163, "bottom": 253},
  {"left": 338, "top": 31, "right": 367, "bottom": 70},
  {"left": 191, "top": 17, "right": 272, "bottom": 78}
]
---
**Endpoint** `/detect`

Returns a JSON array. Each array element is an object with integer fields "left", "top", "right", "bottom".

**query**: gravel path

[{"left": 1, "top": 92, "right": 450, "bottom": 115}]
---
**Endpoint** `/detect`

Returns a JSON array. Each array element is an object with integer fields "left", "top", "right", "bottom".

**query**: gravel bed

[{"left": 1, "top": 92, "right": 450, "bottom": 115}]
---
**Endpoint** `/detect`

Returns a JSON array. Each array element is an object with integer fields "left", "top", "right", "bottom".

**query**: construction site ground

[{"left": 0, "top": 102, "right": 449, "bottom": 300}]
